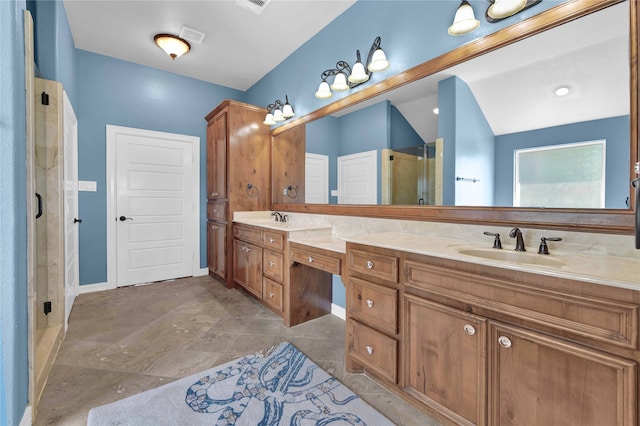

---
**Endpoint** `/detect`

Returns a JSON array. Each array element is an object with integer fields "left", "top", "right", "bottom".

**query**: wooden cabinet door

[
  {"left": 233, "top": 239, "right": 262, "bottom": 298},
  {"left": 404, "top": 295, "right": 487, "bottom": 426},
  {"left": 209, "top": 112, "right": 227, "bottom": 200},
  {"left": 207, "top": 221, "right": 226, "bottom": 281},
  {"left": 489, "top": 322, "right": 637, "bottom": 426}
]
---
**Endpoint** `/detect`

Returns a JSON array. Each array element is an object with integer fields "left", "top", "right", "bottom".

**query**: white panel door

[
  {"left": 305, "top": 153, "right": 329, "bottom": 204},
  {"left": 62, "top": 91, "right": 78, "bottom": 329},
  {"left": 337, "top": 150, "right": 377, "bottom": 204},
  {"left": 115, "top": 130, "right": 194, "bottom": 286}
]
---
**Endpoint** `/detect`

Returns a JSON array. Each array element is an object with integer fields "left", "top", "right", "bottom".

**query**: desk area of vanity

[{"left": 232, "top": 211, "right": 640, "bottom": 426}]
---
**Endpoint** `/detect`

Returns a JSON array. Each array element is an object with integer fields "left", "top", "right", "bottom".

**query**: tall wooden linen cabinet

[{"left": 205, "top": 100, "right": 271, "bottom": 287}]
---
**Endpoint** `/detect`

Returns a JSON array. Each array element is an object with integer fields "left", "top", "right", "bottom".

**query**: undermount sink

[{"left": 458, "top": 248, "right": 564, "bottom": 267}]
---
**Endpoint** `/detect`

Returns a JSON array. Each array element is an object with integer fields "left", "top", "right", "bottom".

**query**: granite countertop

[{"left": 344, "top": 232, "right": 640, "bottom": 291}]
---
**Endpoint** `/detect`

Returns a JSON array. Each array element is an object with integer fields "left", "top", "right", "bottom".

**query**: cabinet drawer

[
  {"left": 348, "top": 277, "right": 398, "bottom": 334},
  {"left": 347, "top": 319, "right": 398, "bottom": 383},
  {"left": 263, "top": 231, "right": 285, "bottom": 251},
  {"left": 263, "top": 277, "right": 283, "bottom": 312},
  {"left": 405, "top": 261, "right": 639, "bottom": 350},
  {"left": 234, "top": 225, "right": 263, "bottom": 245},
  {"left": 263, "top": 250, "right": 284, "bottom": 282},
  {"left": 207, "top": 201, "right": 227, "bottom": 222},
  {"left": 291, "top": 247, "right": 341, "bottom": 275},
  {"left": 349, "top": 249, "right": 398, "bottom": 283}
]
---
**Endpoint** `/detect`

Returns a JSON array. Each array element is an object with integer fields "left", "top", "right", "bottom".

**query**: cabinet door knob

[
  {"left": 308, "top": 256, "right": 314, "bottom": 263},
  {"left": 463, "top": 324, "right": 476, "bottom": 335},
  {"left": 366, "top": 299, "right": 374, "bottom": 308},
  {"left": 269, "top": 238, "right": 275, "bottom": 243},
  {"left": 269, "top": 292, "right": 274, "bottom": 298},
  {"left": 269, "top": 261, "right": 275, "bottom": 267},
  {"left": 498, "top": 336, "right": 512, "bottom": 348},
  {"left": 246, "top": 247, "right": 251, "bottom": 252},
  {"left": 366, "top": 260, "right": 374, "bottom": 269},
  {"left": 210, "top": 225, "right": 218, "bottom": 230},
  {"left": 366, "top": 345, "right": 374, "bottom": 355}
]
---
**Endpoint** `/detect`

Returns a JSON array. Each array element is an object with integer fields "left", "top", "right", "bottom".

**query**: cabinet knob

[
  {"left": 463, "top": 324, "right": 476, "bottom": 335},
  {"left": 308, "top": 256, "right": 314, "bottom": 263},
  {"left": 269, "top": 261, "right": 275, "bottom": 267},
  {"left": 366, "top": 345, "right": 374, "bottom": 355},
  {"left": 498, "top": 336, "right": 512, "bottom": 348},
  {"left": 366, "top": 299, "right": 374, "bottom": 308},
  {"left": 269, "top": 292, "right": 274, "bottom": 298},
  {"left": 210, "top": 225, "right": 218, "bottom": 230},
  {"left": 211, "top": 192, "right": 219, "bottom": 198},
  {"left": 269, "top": 237, "right": 275, "bottom": 243},
  {"left": 366, "top": 260, "right": 374, "bottom": 269}
]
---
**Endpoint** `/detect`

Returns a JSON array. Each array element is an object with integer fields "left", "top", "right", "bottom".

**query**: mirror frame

[{"left": 271, "top": 0, "right": 638, "bottom": 235}]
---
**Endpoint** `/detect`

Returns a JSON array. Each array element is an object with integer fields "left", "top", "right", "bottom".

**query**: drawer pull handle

[
  {"left": 269, "top": 261, "right": 275, "bottom": 267},
  {"left": 269, "top": 238, "right": 275, "bottom": 243},
  {"left": 211, "top": 192, "right": 219, "bottom": 198},
  {"left": 463, "top": 324, "right": 476, "bottom": 335},
  {"left": 308, "top": 256, "right": 314, "bottom": 263},
  {"left": 366, "top": 299, "right": 374, "bottom": 308},
  {"left": 366, "top": 346, "right": 374, "bottom": 355},
  {"left": 498, "top": 336, "right": 512, "bottom": 348},
  {"left": 366, "top": 261, "right": 374, "bottom": 269}
]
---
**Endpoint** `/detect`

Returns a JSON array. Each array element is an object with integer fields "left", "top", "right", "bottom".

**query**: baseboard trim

[
  {"left": 194, "top": 267, "right": 209, "bottom": 277},
  {"left": 77, "top": 282, "right": 108, "bottom": 294},
  {"left": 331, "top": 304, "right": 346, "bottom": 320},
  {"left": 19, "top": 405, "right": 32, "bottom": 426}
]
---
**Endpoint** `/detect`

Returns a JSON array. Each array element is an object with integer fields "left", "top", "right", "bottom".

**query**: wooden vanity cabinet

[
  {"left": 345, "top": 242, "right": 639, "bottom": 426},
  {"left": 205, "top": 100, "right": 270, "bottom": 287}
]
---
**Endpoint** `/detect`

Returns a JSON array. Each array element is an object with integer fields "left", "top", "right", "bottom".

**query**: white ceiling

[{"left": 63, "top": 0, "right": 356, "bottom": 91}]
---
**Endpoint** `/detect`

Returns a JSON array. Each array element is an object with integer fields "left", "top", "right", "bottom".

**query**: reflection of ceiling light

[
  {"left": 433, "top": 107, "right": 439, "bottom": 115},
  {"left": 154, "top": 34, "right": 191, "bottom": 60},
  {"left": 554, "top": 85, "right": 571, "bottom": 97},
  {"left": 448, "top": 0, "right": 480, "bottom": 36},
  {"left": 487, "top": 0, "right": 527, "bottom": 20}
]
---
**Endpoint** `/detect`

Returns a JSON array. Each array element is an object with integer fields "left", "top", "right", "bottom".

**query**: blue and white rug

[{"left": 87, "top": 341, "right": 394, "bottom": 425}]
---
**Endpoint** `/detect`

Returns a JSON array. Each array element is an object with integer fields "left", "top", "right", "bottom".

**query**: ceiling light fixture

[
  {"left": 554, "top": 85, "right": 571, "bottom": 97},
  {"left": 314, "top": 37, "right": 390, "bottom": 100},
  {"left": 486, "top": 0, "right": 542, "bottom": 23},
  {"left": 154, "top": 33, "right": 191, "bottom": 60},
  {"left": 448, "top": 0, "right": 480, "bottom": 36},
  {"left": 263, "top": 95, "right": 295, "bottom": 126}
]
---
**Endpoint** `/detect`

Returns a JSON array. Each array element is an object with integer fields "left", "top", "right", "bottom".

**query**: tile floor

[{"left": 35, "top": 275, "right": 441, "bottom": 425}]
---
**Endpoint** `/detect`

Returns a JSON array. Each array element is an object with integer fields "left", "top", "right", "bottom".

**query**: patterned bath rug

[{"left": 87, "top": 341, "right": 395, "bottom": 425}]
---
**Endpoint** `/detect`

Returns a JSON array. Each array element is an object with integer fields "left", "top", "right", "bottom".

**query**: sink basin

[{"left": 458, "top": 248, "right": 564, "bottom": 267}]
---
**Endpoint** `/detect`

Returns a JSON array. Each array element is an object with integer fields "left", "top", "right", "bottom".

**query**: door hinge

[
  {"left": 43, "top": 301, "right": 52, "bottom": 315},
  {"left": 389, "top": 155, "right": 394, "bottom": 161},
  {"left": 41, "top": 91, "right": 49, "bottom": 106}
]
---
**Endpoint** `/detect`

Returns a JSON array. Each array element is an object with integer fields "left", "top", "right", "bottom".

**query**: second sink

[{"left": 458, "top": 248, "right": 564, "bottom": 267}]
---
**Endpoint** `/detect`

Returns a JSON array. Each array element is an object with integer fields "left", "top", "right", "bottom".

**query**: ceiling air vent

[
  {"left": 179, "top": 26, "right": 206, "bottom": 44},
  {"left": 235, "top": 0, "right": 272, "bottom": 15}
]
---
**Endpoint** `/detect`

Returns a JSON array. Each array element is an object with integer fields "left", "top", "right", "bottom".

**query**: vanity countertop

[
  {"left": 233, "top": 218, "right": 333, "bottom": 233},
  {"left": 288, "top": 235, "right": 347, "bottom": 254},
  {"left": 343, "top": 232, "right": 640, "bottom": 291}
]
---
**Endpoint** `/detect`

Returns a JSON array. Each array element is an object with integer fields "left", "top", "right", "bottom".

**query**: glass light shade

[
  {"left": 348, "top": 61, "right": 370, "bottom": 84},
  {"left": 367, "top": 49, "right": 390, "bottom": 72},
  {"left": 448, "top": 1, "right": 480, "bottom": 36},
  {"left": 273, "top": 109, "right": 285, "bottom": 122},
  {"left": 263, "top": 113, "right": 276, "bottom": 125},
  {"left": 315, "top": 81, "right": 332, "bottom": 99},
  {"left": 487, "top": 0, "right": 527, "bottom": 19},
  {"left": 282, "top": 103, "right": 295, "bottom": 119},
  {"left": 154, "top": 34, "right": 191, "bottom": 60},
  {"left": 330, "top": 73, "right": 349, "bottom": 91}
]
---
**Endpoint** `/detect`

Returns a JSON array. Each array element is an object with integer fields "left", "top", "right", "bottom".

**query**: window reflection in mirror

[{"left": 292, "top": 2, "right": 629, "bottom": 209}]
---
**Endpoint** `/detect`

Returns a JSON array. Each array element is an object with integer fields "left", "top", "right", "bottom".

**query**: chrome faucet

[
  {"left": 509, "top": 227, "right": 526, "bottom": 251},
  {"left": 271, "top": 212, "right": 283, "bottom": 222}
]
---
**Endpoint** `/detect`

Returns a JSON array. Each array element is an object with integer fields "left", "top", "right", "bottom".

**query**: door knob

[
  {"left": 73, "top": 218, "right": 82, "bottom": 223},
  {"left": 119, "top": 216, "right": 133, "bottom": 221}
]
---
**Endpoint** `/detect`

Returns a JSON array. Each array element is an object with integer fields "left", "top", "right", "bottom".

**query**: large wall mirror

[{"left": 272, "top": 0, "right": 638, "bottom": 234}]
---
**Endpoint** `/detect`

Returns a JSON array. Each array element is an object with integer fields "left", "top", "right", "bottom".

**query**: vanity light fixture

[
  {"left": 314, "top": 36, "right": 390, "bottom": 99},
  {"left": 448, "top": 0, "right": 480, "bottom": 36},
  {"left": 263, "top": 95, "right": 295, "bottom": 126},
  {"left": 554, "top": 85, "right": 571, "bottom": 97},
  {"left": 486, "top": 0, "right": 542, "bottom": 23},
  {"left": 154, "top": 33, "right": 191, "bottom": 60}
]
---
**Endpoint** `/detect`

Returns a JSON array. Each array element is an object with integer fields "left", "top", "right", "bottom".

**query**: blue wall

[
  {"left": 1, "top": 1, "right": 29, "bottom": 424},
  {"left": 495, "top": 115, "right": 630, "bottom": 208},
  {"left": 306, "top": 115, "right": 339, "bottom": 204},
  {"left": 76, "top": 50, "right": 244, "bottom": 285},
  {"left": 390, "top": 105, "right": 425, "bottom": 151}
]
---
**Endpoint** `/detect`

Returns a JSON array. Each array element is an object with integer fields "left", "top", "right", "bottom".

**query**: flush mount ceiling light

[
  {"left": 314, "top": 37, "right": 390, "bottom": 100},
  {"left": 486, "top": 0, "right": 542, "bottom": 23},
  {"left": 554, "top": 85, "right": 571, "bottom": 97},
  {"left": 448, "top": 0, "right": 480, "bottom": 36},
  {"left": 263, "top": 95, "right": 295, "bottom": 126},
  {"left": 154, "top": 33, "right": 191, "bottom": 60}
]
